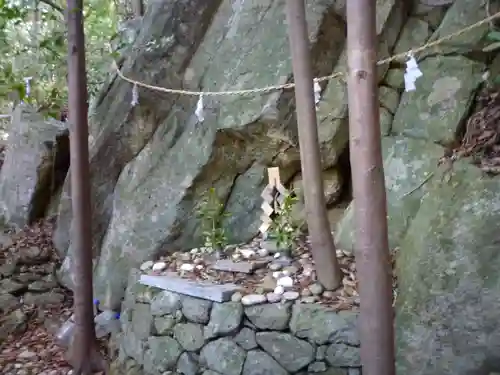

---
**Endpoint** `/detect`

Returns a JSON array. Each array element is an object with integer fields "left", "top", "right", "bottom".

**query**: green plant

[
  {"left": 196, "top": 187, "right": 230, "bottom": 252},
  {"left": 484, "top": 30, "right": 500, "bottom": 52},
  {"left": 268, "top": 190, "right": 301, "bottom": 251},
  {"left": 484, "top": 31, "right": 500, "bottom": 85}
]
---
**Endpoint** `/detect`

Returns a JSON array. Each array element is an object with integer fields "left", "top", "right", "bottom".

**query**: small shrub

[
  {"left": 196, "top": 187, "right": 230, "bottom": 252},
  {"left": 268, "top": 190, "right": 301, "bottom": 251}
]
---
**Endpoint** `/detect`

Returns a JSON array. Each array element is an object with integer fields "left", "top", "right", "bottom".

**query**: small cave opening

[
  {"left": 327, "top": 144, "right": 352, "bottom": 229},
  {"left": 28, "top": 129, "right": 70, "bottom": 225}
]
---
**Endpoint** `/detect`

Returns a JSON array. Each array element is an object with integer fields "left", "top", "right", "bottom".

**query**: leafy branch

[
  {"left": 268, "top": 190, "right": 301, "bottom": 251},
  {"left": 0, "top": 0, "right": 121, "bottom": 116},
  {"left": 196, "top": 188, "right": 231, "bottom": 252}
]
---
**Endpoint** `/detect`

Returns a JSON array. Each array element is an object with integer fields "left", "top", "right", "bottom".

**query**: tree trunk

[
  {"left": 66, "top": 0, "right": 106, "bottom": 373},
  {"left": 132, "top": 0, "right": 144, "bottom": 17},
  {"left": 284, "top": 0, "right": 342, "bottom": 290},
  {"left": 345, "top": 0, "right": 395, "bottom": 374}
]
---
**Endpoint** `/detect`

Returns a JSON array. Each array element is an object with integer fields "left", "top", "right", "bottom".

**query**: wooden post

[
  {"left": 285, "top": 0, "right": 342, "bottom": 290},
  {"left": 346, "top": 0, "right": 396, "bottom": 374},
  {"left": 66, "top": 0, "right": 106, "bottom": 372}
]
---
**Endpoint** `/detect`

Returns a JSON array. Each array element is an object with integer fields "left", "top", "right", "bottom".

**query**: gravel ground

[
  {"left": 0, "top": 218, "right": 108, "bottom": 375},
  {"left": 0, "top": 299, "right": 75, "bottom": 374}
]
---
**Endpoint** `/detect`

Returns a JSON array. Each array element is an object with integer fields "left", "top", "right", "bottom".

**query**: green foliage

[
  {"left": 483, "top": 30, "right": 500, "bottom": 85},
  {"left": 196, "top": 188, "right": 230, "bottom": 252},
  {"left": 0, "top": 0, "right": 122, "bottom": 116},
  {"left": 484, "top": 30, "right": 500, "bottom": 53},
  {"left": 268, "top": 191, "right": 301, "bottom": 251}
]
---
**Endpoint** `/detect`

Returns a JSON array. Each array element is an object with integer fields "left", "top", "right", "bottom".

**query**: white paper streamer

[
  {"left": 131, "top": 84, "right": 139, "bottom": 106},
  {"left": 313, "top": 78, "right": 321, "bottom": 106},
  {"left": 195, "top": 95, "right": 204, "bottom": 122},
  {"left": 404, "top": 53, "right": 423, "bottom": 92},
  {"left": 24, "top": 77, "right": 33, "bottom": 97}
]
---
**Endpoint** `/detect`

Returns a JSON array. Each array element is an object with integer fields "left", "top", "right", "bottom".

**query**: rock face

[
  {"left": 51, "top": 0, "right": 409, "bottom": 310},
  {"left": 335, "top": 137, "right": 445, "bottom": 250},
  {"left": 0, "top": 104, "right": 68, "bottom": 229},
  {"left": 89, "top": 0, "right": 349, "bottom": 310},
  {"left": 112, "top": 273, "right": 361, "bottom": 375},
  {"left": 56, "top": 0, "right": 228, "bottom": 288},
  {"left": 334, "top": 1, "right": 500, "bottom": 374},
  {"left": 335, "top": 0, "right": 487, "bottom": 251},
  {"left": 395, "top": 161, "right": 500, "bottom": 375},
  {"left": 322, "top": 1, "right": 500, "bottom": 373},
  {"left": 391, "top": 56, "right": 484, "bottom": 144}
]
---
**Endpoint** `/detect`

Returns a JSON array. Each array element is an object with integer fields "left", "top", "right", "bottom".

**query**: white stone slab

[
  {"left": 211, "top": 259, "right": 256, "bottom": 274},
  {"left": 139, "top": 272, "right": 241, "bottom": 302}
]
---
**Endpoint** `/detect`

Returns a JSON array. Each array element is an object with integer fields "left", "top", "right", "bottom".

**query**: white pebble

[
  {"left": 303, "top": 265, "right": 314, "bottom": 277},
  {"left": 231, "top": 292, "right": 243, "bottom": 302},
  {"left": 269, "top": 263, "right": 282, "bottom": 271},
  {"left": 257, "top": 248, "right": 269, "bottom": 257},
  {"left": 152, "top": 261, "right": 167, "bottom": 271},
  {"left": 272, "top": 271, "right": 282, "bottom": 279},
  {"left": 301, "top": 296, "right": 319, "bottom": 303},
  {"left": 277, "top": 276, "right": 294, "bottom": 288},
  {"left": 140, "top": 260, "right": 154, "bottom": 271},
  {"left": 274, "top": 252, "right": 281, "bottom": 258},
  {"left": 195, "top": 264, "right": 204, "bottom": 270},
  {"left": 180, "top": 263, "right": 195, "bottom": 272},
  {"left": 241, "top": 294, "right": 267, "bottom": 306},
  {"left": 190, "top": 248, "right": 199, "bottom": 254},
  {"left": 266, "top": 293, "right": 282, "bottom": 303},
  {"left": 17, "top": 350, "right": 37, "bottom": 359},
  {"left": 273, "top": 285, "right": 285, "bottom": 295},
  {"left": 239, "top": 249, "right": 256, "bottom": 259},
  {"left": 281, "top": 269, "right": 291, "bottom": 277},
  {"left": 232, "top": 252, "right": 242, "bottom": 260},
  {"left": 283, "top": 291, "right": 300, "bottom": 301},
  {"left": 308, "top": 282, "right": 324, "bottom": 296}
]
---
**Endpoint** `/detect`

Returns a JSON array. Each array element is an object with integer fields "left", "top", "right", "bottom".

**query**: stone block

[{"left": 140, "top": 273, "right": 241, "bottom": 302}]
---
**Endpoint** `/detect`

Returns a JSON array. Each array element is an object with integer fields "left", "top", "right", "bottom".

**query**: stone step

[
  {"left": 139, "top": 272, "right": 241, "bottom": 302},
  {"left": 210, "top": 258, "right": 270, "bottom": 274}
]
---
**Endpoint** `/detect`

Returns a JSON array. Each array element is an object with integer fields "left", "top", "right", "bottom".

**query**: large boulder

[
  {"left": 91, "top": 0, "right": 351, "bottom": 310},
  {"left": 391, "top": 56, "right": 485, "bottom": 144},
  {"left": 0, "top": 105, "right": 68, "bottom": 229},
  {"left": 55, "top": 0, "right": 226, "bottom": 281},
  {"left": 337, "top": 16, "right": 486, "bottom": 250},
  {"left": 420, "top": 0, "right": 492, "bottom": 59},
  {"left": 335, "top": 136, "right": 443, "bottom": 250},
  {"left": 395, "top": 161, "right": 500, "bottom": 375},
  {"left": 316, "top": 0, "right": 408, "bottom": 167}
]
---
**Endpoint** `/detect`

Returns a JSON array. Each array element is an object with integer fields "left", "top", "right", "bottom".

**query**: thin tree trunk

[
  {"left": 66, "top": 0, "right": 106, "bottom": 373},
  {"left": 132, "top": 0, "right": 144, "bottom": 17},
  {"left": 285, "top": 0, "right": 342, "bottom": 290},
  {"left": 345, "top": 0, "right": 395, "bottom": 374}
]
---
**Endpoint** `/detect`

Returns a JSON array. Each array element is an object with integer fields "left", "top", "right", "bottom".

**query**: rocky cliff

[{"left": 56, "top": 0, "right": 408, "bottom": 310}]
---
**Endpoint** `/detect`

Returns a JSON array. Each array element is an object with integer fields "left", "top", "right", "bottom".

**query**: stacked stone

[
  {"left": 113, "top": 272, "right": 361, "bottom": 375},
  {"left": 0, "top": 228, "right": 66, "bottom": 342}
]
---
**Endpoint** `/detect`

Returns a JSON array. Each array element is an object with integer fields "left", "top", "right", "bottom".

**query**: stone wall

[{"left": 112, "top": 269, "right": 361, "bottom": 375}]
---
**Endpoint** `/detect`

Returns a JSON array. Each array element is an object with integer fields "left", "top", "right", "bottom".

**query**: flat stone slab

[
  {"left": 210, "top": 259, "right": 270, "bottom": 274},
  {"left": 139, "top": 273, "right": 241, "bottom": 302}
]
